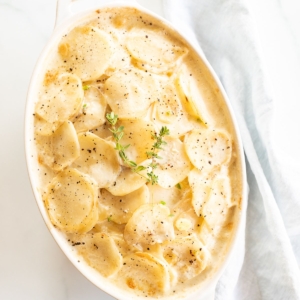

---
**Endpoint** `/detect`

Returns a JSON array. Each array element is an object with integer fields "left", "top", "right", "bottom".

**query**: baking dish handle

[{"left": 55, "top": 0, "right": 138, "bottom": 28}]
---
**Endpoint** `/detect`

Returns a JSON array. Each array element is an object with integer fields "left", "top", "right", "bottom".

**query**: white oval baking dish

[{"left": 25, "top": 0, "right": 247, "bottom": 299}]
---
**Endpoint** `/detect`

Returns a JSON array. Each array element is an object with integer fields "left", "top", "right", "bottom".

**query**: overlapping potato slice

[
  {"left": 171, "top": 196, "right": 203, "bottom": 236},
  {"left": 124, "top": 204, "right": 175, "bottom": 250},
  {"left": 58, "top": 26, "right": 113, "bottom": 81},
  {"left": 51, "top": 121, "right": 80, "bottom": 170},
  {"left": 193, "top": 171, "right": 234, "bottom": 246},
  {"left": 89, "top": 122, "right": 112, "bottom": 140},
  {"left": 147, "top": 184, "right": 182, "bottom": 208},
  {"left": 99, "top": 185, "right": 149, "bottom": 224},
  {"left": 44, "top": 168, "right": 98, "bottom": 233},
  {"left": 36, "top": 134, "right": 54, "bottom": 168},
  {"left": 188, "top": 168, "right": 212, "bottom": 217},
  {"left": 155, "top": 137, "right": 192, "bottom": 188},
  {"left": 119, "top": 252, "right": 170, "bottom": 296},
  {"left": 184, "top": 128, "right": 232, "bottom": 173},
  {"left": 93, "top": 220, "right": 125, "bottom": 237},
  {"left": 105, "top": 45, "right": 131, "bottom": 76},
  {"left": 163, "top": 234, "right": 209, "bottom": 281},
  {"left": 36, "top": 72, "right": 83, "bottom": 124},
  {"left": 115, "top": 119, "right": 155, "bottom": 164},
  {"left": 112, "top": 235, "right": 135, "bottom": 257},
  {"left": 175, "top": 66, "right": 212, "bottom": 126},
  {"left": 201, "top": 175, "right": 232, "bottom": 229},
  {"left": 72, "top": 132, "right": 121, "bottom": 188},
  {"left": 152, "top": 110, "right": 194, "bottom": 138},
  {"left": 79, "top": 232, "right": 122, "bottom": 277},
  {"left": 34, "top": 115, "right": 61, "bottom": 136},
  {"left": 106, "top": 165, "right": 148, "bottom": 196},
  {"left": 151, "top": 80, "right": 206, "bottom": 137},
  {"left": 36, "top": 121, "right": 80, "bottom": 171},
  {"left": 154, "top": 83, "right": 182, "bottom": 124},
  {"left": 198, "top": 206, "right": 236, "bottom": 249},
  {"left": 126, "top": 27, "right": 187, "bottom": 74},
  {"left": 73, "top": 86, "right": 106, "bottom": 133},
  {"left": 104, "top": 68, "right": 159, "bottom": 118}
]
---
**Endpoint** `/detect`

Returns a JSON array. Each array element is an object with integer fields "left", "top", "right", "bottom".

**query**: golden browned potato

[{"left": 44, "top": 168, "right": 98, "bottom": 233}]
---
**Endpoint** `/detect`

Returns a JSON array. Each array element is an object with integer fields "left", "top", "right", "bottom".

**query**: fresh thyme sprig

[
  {"left": 106, "top": 112, "right": 137, "bottom": 168},
  {"left": 105, "top": 112, "right": 169, "bottom": 185},
  {"left": 145, "top": 126, "right": 170, "bottom": 184},
  {"left": 147, "top": 126, "right": 170, "bottom": 159}
]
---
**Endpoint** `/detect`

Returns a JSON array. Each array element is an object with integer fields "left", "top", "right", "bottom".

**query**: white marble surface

[{"left": 0, "top": 1, "right": 162, "bottom": 299}]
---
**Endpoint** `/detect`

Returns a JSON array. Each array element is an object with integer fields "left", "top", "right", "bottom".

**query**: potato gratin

[{"left": 32, "top": 7, "right": 243, "bottom": 298}]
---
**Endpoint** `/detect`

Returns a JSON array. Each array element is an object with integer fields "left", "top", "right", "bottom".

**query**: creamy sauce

[{"left": 31, "top": 7, "right": 243, "bottom": 299}]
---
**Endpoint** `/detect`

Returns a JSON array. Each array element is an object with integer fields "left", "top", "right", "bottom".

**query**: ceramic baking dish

[{"left": 25, "top": 0, "right": 247, "bottom": 299}]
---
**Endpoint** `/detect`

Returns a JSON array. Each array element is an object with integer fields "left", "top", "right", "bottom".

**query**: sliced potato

[
  {"left": 99, "top": 185, "right": 149, "bottom": 224},
  {"left": 124, "top": 204, "right": 175, "bottom": 250},
  {"left": 126, "top": 27, "right": 187, "bottom": 74},
  {"left": 44, "top": 168, "right": 98, "bottom": 233},
  {"left": 105, "top": 45, "right": 131, "bottom": 76},
  {"left": 172, "top": 197, "right": 193, "bottom": 216},
  {"left": 202, "top": 175, "right": 232, "bottom": 229},
  {"left": 152, "top": 110, "right": 194, "bottom": 138},
  {"left": 104, "top": 68, "right": 159, "bottom": 118},
  {"left": 36, "top": 134, "right": 54, "bottom": 168},
  {"left": 34, "top": 115, "right": 60, "bottom": 136},
  {"left": 154, "top": 83, "right": 182, "bottom": 124},
  {"left": 163, "top": 234, "right": 209, "bottom": 281},
  {"left": 147, "top": 182, "right": 185, "bottom": 208},
  {"left": 112, "top": 235, "right": 135, "bottom": 257},
  {"left": 89, "top": 122, "right": 112, "bottom": 140},
  {"left": 58, "top": 26, "right": 113, "bottom": 81},
  {"left": 155, "top": 137, "right": 192, "bottom": 188},
  {"left": 172, "top": 196, "right": 203, "bottom": 236},
  {"left": 51, "top": 121, "right": 80, "bottom": 171},
  {"left": 119, "top": 252, "right": 170, "bottom": 296},
  {"left": 36, "top": 72, "right": 83, "bottom": 124},
  {"left": 93, "top": 220, "right": 125, "bottom": 237},
  {"left": 106, "top": 166, "right": 147, "bottom": 196},
  {"left": 198, "top": 206, "right": 236, "bottom": 248},
  {"left": 79, "top": 232, "right": 122, "bottom": 277},
  {"left": 188, "top": 168, "right": 212, "bottom": 217},
  {"left": 73, "top": 86, "right": 107, "bottom": 133},
  {"left": 72, "top": 132, "right": 121, "bottom": 188},
  {"left": 184, "top": 128, "right": 232, "bottom": 172},
  {"left": 36, "top": 121, "right": 80, "bottom": 171},
  {"left": 175, "top": 67, "right": 212, "bottom": 126},
  {"left": 192, "top": 171, "right": 233, "bottom": 245},
  {"left": 116, "top": 119, "right": 155, "bottom": 164}
]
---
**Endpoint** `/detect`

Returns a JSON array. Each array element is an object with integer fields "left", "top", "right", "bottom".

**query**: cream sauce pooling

[{"left": 32, "top": 7, "right": 243, "bottom": 299}]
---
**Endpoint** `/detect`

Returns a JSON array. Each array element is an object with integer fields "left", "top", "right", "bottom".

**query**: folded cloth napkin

[{"left": 162, "top": 0, "right": 300, "bottom": 299}]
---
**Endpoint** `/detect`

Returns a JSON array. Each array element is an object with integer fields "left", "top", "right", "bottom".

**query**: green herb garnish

[
  {"left": 175, "top": 183, "right": 182, "bottom": 189},
  {"left": 106, "top": 112, "right": 137, "bottom": 168},
  {"left": 106, "top": 112, "right": 169, "bottom": 185},
  {"left": 147, "top": 126, "right": 170, "bottom": 159}
]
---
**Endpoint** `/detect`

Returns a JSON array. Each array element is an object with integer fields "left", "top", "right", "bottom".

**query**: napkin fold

[{"left": 162, "top": 0, "right": 300, "bottom": 299}]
